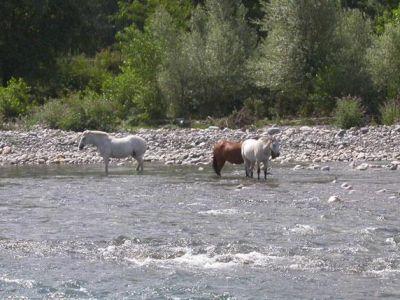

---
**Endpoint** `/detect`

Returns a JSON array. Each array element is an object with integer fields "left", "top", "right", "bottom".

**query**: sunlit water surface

[{"left": 0, "top": 163, "right": 400, "bottom": 299}]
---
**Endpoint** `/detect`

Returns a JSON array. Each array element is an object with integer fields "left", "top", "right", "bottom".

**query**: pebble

[
  {"left": 2, "top": 146, "right": 12, "bottom": 154},
  {"left": 356, "top": 163, "right": 369, "bottom": 171},
  {"left": 307, "top": 164, "right": 320, "bottom": 170},
  {"left": 341, "top": 182, "right": 352, "bottom": 190},
  {"left": 321, "top": 166, "right": 330, "bottom": 171},
  {"left": 360, "top": 127, "right": 369, "bottom": 134},
  {"left": 328, "top": 195, "right": 342, "bottom": 203}
]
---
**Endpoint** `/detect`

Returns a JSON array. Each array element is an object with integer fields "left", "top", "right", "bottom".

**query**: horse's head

[
  {"left": 78, "top": 130, "right": 90, "bottom": 150},
  {"left": 270, "top": 137, "right": 280, "bottom": 159},
  {"left": 260, "top": 136, "right": 280, "bottom": 159}
]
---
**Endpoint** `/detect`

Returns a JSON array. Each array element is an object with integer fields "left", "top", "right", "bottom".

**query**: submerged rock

[
  {"left": 328, "top": 195, "right": 342, "bottom": 203},
  {"left": 292, "top": 165, "right": 303, "bottom": 170},
  {"left": 341, "top": 182, "right": 352, "bottom": 190},
  {"left": 356, "top": 163, "right": 369, "bottom": 171}
]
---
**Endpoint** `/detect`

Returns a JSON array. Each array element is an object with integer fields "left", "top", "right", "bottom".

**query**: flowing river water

[{"left": 0, "top": 163, "right": 399, "bottom": 299}]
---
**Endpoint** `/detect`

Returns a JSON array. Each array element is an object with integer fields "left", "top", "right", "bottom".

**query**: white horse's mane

[
  {"left": 259, "top": 136, "right": 276, "bottom": 145},
  {"left": 83, "top": 130, "right": 109, "bottom": 137}
]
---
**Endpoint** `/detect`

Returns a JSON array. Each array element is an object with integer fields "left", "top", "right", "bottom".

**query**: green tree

[
  {"left": 104, "top": 7, "right": 171, "bottom": 124},
  {"left": 312, "top": 9, "right": 376, "bottom": 114},
  {"left": 341, "top": 0, "right": 400, "bottom": 19},
  {"left": 251, "top": 0, "right": 338, "bottom": 116},
  {"left": 160, "top": 0, "right": 256, "bottom": 118},
  {"left": 367, "top": 23, "right": 400, "bottom": 98},
  {"left": 114, "top": 0, "right": 193, "bottom": 30},
  {"left": 0, "top": 0, "right": 118, "bottom": 86}
]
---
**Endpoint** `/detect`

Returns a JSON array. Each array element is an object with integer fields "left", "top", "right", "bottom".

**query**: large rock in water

[
  {"left": 328, "top": 195, "right": 342, "bottom": 203},
  {"left": 356, "top": 163, "right": 369, "bottom": 171}
]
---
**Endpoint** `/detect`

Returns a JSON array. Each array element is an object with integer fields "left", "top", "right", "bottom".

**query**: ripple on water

[
  {"left": 287, "top": 224, "right": 317, "bottom": 236},
  {"left": 197, "top": 208, "right": 240, "bottom": 216},
  {"left": 0, "top": 275, "right": 36, "bottom": 289}
]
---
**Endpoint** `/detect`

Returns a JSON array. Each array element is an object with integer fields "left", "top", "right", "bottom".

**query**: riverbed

[{"left": 0, "top": 163, "right": 400, "bottom": 298}]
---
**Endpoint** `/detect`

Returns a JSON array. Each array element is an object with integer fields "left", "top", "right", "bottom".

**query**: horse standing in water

[
  {"left": 212, "top": 141, "right": 243, "bottom": 176},
  {"left": 241, "top": 136, "right": 280, "bottom": 180},
  {"left": 78, "top": 130, "right": 147, "bottom": 175}
]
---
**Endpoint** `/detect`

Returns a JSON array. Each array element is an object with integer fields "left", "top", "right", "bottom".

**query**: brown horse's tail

[{"left": 212, "top": 154, "right": 221, "bottom": 176}]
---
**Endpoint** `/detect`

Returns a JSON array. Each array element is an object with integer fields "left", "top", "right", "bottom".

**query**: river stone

[
  {"left": 293, "top": 165, "right": 303, "bottom": 170},
  {"left": 328, "top": 195, "right": 342, "bottom": 203},
  {"left": 360, "top": 127, "right": 369, "bottom": 134},
  {"left": 336, "top": 130, "right": 346, "bottom": 138},
  {"left": 2, "top": 146, "right": 12, "bottom": 155},
  {"left": 307, "top": 164, "right": 320, "bottom": 170},
  {"left": 321, "top": 166, "right": 330, "bottom": 171},
  {"left": 356, "top": 163, "right": 369, "bottom": 171},
  {"left": 341, "top": 182, "right": 352, "bottom": 190}
]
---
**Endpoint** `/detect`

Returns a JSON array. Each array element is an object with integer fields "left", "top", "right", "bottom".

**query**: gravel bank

[{"left": 1, "top": 125, "right": 400, "bottom": 169}]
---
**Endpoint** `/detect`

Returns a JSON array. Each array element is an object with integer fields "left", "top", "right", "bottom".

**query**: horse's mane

[
  {"left": 84, "top": 130, "right": 110, "bottom": 137},
  {"left": 259, "top": 136, "right": 273, "bottom": 145}
]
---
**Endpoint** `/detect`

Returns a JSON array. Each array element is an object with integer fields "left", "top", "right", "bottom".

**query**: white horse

[
  {"left": 78, "top": 130, "right": 147, "bottom": 175},
  {"left": 241, "top": 136, "right": 280, "bottom": 180}
]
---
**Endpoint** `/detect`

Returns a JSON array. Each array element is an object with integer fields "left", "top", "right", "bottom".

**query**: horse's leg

[
  {"left": 137, "top": 156, "right": 144, "bottom": 172},
  {"left": 264, "top": 159, "right": 268, "bottom": 180},
  {"left": 244, "top": 159, "right": 249, "bottom": 177},
  {"left": 250, "top": 161, "right": 255, "bottom": 178},
  {"left": 257, "top": 162, "right": 261, "bottom": 180},
  {"left": 104, "top": 157, "right": 109, "bottom": 175},
  {"left": 218, "top": 159, "right": 225, "bottom": 176}
]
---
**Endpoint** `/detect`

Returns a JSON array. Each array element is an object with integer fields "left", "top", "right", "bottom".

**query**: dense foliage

[{"left": 2, "top": 0, "right": 400, "bottom": 129}]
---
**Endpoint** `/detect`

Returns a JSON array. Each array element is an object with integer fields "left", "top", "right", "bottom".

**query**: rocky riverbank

[{"left": 0, "top": 125, "right": 400, "bottom": 170}]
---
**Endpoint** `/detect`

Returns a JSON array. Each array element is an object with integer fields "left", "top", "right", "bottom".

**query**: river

[{"left": 0, "top": 163, "right": 399, "bottom": 298}]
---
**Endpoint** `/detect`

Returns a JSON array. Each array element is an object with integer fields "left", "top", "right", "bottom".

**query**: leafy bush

[
  {"left": 380, "top": 98, "right": 400, "bottom": 125},
  {"left": 243, "top": 98, "right": 267, "bottom": 119},
  {"left": 334, "top": 96, "right": 365, "bottom": 129},
  {"left": 0, "top": 78, "right": 31, "bottom": 120},
  {"left": 227, "top": 107, "right": 255, "bottom": 128},
  {"left": 94, "top": 48, "right": 122, "bottom": 75},
  {"left": 57, "top": 54, "right": 112, "bottom": 92},
  {"left": 34, "top": 91, "right": 119, "bottom": 131}
]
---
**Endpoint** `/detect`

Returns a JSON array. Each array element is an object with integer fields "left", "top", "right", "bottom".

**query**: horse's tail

[{"left": 212, "top": 154, "right": 221, "bottom": 176}]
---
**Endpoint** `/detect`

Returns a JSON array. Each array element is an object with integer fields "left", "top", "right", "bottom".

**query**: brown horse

[{"left": 212, "top": 140, "right": 244, "bottom": 176}]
